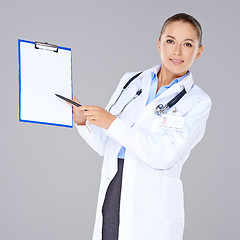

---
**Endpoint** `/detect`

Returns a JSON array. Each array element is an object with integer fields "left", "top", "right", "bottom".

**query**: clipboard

[{"left": 18, "top": 39, "right": 73, "bottom": 128}]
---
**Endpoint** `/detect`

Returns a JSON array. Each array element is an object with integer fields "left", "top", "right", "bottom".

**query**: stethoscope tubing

[
  {"left": 112, "top": 89, "right": 142, "bottom": 117},
  {"left": 108, "top": 71, "right": 187, "bottom": 117},
  {"left": 108, "top": 72, "right": 143, "bottom": 115}
]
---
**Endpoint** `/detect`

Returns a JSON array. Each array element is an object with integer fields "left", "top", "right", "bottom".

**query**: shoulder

[
  {"left": 118, "top": 65, "right": 155, "bottom": 87},
  {"left": 119, "top": 72, "right": 141, "bottom": 85},
  {"left": 182, "top": 83, "right": 212, "bottom": 118},
  {"left": 190, "top": 84, "right": 212, "bottom": 105}
]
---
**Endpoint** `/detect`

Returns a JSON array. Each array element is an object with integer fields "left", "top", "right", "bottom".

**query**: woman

[{"left": 70, "top": 13, "right": 211, "bottom": 240}]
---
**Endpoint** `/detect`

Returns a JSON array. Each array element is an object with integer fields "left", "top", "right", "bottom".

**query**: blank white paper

[{"left": 19, "top": 40, "right": 72, "bottom": 127}]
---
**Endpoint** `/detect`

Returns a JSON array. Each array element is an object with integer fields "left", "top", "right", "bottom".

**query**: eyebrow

[{"left": 165, "top": 35, "right": 195, "bottom": 42}]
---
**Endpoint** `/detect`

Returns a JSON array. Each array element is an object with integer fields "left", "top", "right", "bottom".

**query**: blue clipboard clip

[{"left": 35, "top": 41, "right": 58, "bottom": 53}]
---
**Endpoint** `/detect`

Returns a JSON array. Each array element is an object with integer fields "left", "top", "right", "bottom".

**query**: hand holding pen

[{"left": 56, "top": 94, "right": 116, "bottom": 129}]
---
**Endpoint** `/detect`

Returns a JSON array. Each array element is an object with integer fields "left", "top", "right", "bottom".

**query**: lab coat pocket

[{"left": 161, "top": 176, "right": 184, "bottom": 218}]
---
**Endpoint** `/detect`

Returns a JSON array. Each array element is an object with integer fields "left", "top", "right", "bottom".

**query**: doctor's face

[{"left": 157, "top": 21, "right": 204, "bottom": 77}]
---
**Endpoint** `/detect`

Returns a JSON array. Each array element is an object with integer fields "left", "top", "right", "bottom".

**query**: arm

[
  {"left": 74, "top": 73, "right": 134, "bottom": 156},
  {"left": 68, "top": 96, "right": 108, "bottom": 156},
  {"left": 76, "top": 122, "right": 108, "bottom": 156},
  {"left": 105, "top": 95, "right": 212, "bottom": 169}
]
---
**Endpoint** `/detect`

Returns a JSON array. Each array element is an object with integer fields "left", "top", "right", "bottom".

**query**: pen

[{"left": 55, "top": 94, "right": 81, "bottom": 107}]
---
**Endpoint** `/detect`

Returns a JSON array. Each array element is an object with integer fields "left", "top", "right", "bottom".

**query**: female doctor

[{"left": 69, "top": 13, "right": 211, "bottom": 240}]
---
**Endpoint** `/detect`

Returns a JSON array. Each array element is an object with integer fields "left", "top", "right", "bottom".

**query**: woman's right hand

[{"left": 67, "top": 96, "right": 87, "bottom": 125}]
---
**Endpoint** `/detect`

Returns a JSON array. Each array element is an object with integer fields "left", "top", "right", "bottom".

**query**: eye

[
  {"left": 185, "top": 42, "right": 192, "bottom": 47},
  {"left": 166, "top": 39, "right": 174, "bottom": 44}
]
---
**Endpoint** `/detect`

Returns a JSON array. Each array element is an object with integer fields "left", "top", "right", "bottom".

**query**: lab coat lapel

[
  {"left": 141, "top": 70, "right": 152, "bottom": 105},
  {"left": 136, "top": 71, "right": 194, "bottom": 124},
  {"left": 145, "top": 70, "right": 194, "bottom": 106}
]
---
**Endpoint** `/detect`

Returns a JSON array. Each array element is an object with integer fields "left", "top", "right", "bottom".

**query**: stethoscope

[{"left": 108, "top": 71, "right": 187, "bottom": 116}]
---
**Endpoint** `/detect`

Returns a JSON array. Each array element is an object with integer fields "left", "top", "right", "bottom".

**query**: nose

[{"left": 174, "top": 44, "right": 182, "bottom": 56}]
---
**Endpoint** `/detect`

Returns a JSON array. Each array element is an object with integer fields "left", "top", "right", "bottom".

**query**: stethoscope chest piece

[
  {"left": 154, "top": 88, "right": 187, "bottom": 116},
  {"left": 154, "top": 104, "right": 169, "bottom": 116}
]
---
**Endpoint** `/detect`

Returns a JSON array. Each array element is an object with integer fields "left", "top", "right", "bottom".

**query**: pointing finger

[{"left": 81, "top": 105, "right": 99, "bottom": 111}]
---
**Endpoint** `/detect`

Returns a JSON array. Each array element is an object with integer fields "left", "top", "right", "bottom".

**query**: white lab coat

[{"left": 76, "top": 64, "right": 211, "bottom": 240}]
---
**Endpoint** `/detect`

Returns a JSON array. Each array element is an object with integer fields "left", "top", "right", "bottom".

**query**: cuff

[
  {"left": 75, "top": 120, "right": 92, "bottom": 133},
  {"left": 106, "top": 117, "right": 129, "bottom": 141}
]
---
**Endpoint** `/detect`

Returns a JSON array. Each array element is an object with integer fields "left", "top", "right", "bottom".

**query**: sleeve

[
  {"left": 105, "top": 95, "right": 212, "bottom": 169},
  {"left": 75, "top": 122, "right": 107, "bottom": 156},
  {"left": 75, "top": 72, "right": 136, "bottom": 156}
]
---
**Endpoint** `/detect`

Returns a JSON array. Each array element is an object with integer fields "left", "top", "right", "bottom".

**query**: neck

[{"left": 157, "top": 64, "right": 187, "bottom": 89}]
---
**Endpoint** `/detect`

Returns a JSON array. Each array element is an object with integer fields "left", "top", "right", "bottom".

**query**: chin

[
  {"left": 164, "top": 64, "right": 187, "bottom": 76},
  {"left": 166, "top": 58, "right": 193, "bottom": 73}
]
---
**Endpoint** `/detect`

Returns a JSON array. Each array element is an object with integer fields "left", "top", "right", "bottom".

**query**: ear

[
  {"left": 157, "top": 39, "right": 161, "bottom": 54},
  {"left": 195, "top": 45, "right": 204, "bottom": 60}
]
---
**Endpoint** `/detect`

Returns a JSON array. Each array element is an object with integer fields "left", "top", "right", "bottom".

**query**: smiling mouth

[{"left": 170, "top": 58, "right": 184, "bottom": 64}]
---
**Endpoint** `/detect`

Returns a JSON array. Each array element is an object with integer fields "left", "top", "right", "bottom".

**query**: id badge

[{"left": 159, "top": 114, "right": 185, "bottom": 131}]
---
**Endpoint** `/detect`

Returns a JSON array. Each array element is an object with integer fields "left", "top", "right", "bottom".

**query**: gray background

[{"left": 0, "top": 0, "right": 239, "bottom": 239}]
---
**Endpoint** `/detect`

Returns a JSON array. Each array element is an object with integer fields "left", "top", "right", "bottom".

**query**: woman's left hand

[{"left": 81, "top": 105, "right": 116, "bottom": 129}]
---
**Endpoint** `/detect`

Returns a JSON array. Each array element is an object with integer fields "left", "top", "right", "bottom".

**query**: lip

[{"left": 170, "top": 58, "right": 184, "bottom": 65}]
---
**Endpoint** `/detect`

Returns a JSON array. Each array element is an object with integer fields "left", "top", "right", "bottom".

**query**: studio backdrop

[{"left": 0, "top": 0, "right": 239, "bottom": 239}]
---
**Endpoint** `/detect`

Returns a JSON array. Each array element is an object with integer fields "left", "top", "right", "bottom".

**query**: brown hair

[{"left": 159, "top": 13, "right": 203, "bottom": 48}]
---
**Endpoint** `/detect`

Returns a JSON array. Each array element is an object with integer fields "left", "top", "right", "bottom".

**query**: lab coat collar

[
  {"left": 181, "top": 72, "right": 193, "bottom": 92},
  {"left": 141, "top": 64, "right": 194, "bottom": 96},
  {"left": 152, "top": 64, "right": 161, "bottom": 75}
]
